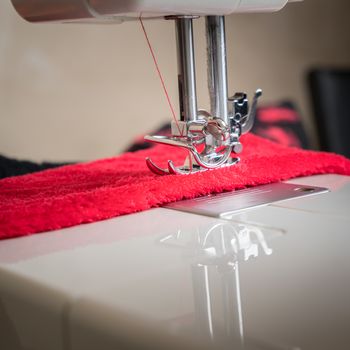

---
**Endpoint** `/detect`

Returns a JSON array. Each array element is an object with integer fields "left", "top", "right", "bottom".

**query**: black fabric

[
  {"left": 309, "top": 69, "right": 350, "bottom": 158},
  {"left": 0, "top": 155, "right": 67, "bottom": 180}
]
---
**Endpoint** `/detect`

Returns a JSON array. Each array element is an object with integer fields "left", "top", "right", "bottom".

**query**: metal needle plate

[{"left": 165, "top": 182, "right": 329, "bottom": 218}]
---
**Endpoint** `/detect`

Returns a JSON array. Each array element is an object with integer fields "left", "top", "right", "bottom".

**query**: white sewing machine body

[
  {"left": 12, "top": 0, "right": 295, "bottom": 23},
  {"left": 2, "top": 1, "right": 350, "bottom": 349},
  {"left": 0, "top": 174, "right": 350, "bottom": 350}
]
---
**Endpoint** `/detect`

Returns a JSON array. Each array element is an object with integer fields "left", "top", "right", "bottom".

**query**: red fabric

[
  {"left": 1, "top": 134, "right": 350, "bottom": 240},
  {"left": 255, "top": 126, "right": 302, "bottom": 148},
  {"left": 259, "top": 107, "right": 299, "bottom": 123}
]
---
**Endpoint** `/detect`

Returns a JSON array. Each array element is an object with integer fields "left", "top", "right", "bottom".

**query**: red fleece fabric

[{"left": 1, "top": 134, "right": 350, "bottom": 240}]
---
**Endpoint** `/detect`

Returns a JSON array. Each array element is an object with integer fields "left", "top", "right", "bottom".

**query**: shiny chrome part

[
  {"left": 145, "top": 115, "right": 240, "bottom": 174},
  {"left": 145, "top": 86, "right": 262, "bottom": 175},
  {"left": 145, "top": 16, "right": 263, "bottom": 175},
  {"left": 206, "top": 16, "right": 229, "bottom": 124},
  {"left": 176, "top": 18, "right": 198, "bottom": 122},
  {"left": 229, "top": 89, "right": 263, "bottom": 135},
  {"left": 145, "top": 157, "right": 169, "bottom": 176},
  {"left": 146, "top": 156, "right": 199, "bottom": 176},
  {"left": 165, "top": 15, "right": 200, "bottom": 20},
  {"left": 244, "top": 89, "right": 262, "bottom": 133},
  {"left": 165, "top": 182, "right": 329, "bottom": 217}
]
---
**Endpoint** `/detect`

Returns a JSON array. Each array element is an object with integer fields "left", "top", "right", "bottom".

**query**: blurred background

[{"left": 0, "top": 0, "right": 349, "bottom": 163}]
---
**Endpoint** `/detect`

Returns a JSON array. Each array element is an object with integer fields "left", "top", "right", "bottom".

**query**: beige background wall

[{"left": 0, "top": 0, "right": 349, "bottom": 162}]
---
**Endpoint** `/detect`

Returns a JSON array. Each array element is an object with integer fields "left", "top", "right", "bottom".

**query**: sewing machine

[
  {"left": 11, "top": 0, "right": 300, "bottom": 174},
  {"left": 1, "top": 1, "right": 350, "bottom": 350}
]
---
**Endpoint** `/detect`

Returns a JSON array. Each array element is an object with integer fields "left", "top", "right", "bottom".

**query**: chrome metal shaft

[
  {"left": 206, "top": 16, "right": 229, "bottom": 124},
  {"left": 175, "top": 18, "right": 198, "bottom": 122}
]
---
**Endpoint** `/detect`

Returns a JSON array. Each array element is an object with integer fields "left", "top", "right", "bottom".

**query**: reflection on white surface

[
  {"left": 159, "top": 222, "right": 277, "bottom": 262},
  {"left": 159, "top": 222, "right": 282, "bottom": 348}
]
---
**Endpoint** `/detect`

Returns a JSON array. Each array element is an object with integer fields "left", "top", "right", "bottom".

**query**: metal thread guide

[{"left": 145, "top": 16, "right": 262, "bottom": 175}]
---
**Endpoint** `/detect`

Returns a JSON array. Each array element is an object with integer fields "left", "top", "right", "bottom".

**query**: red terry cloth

[{"left": 1, "top": 133, "right": 350, "bottom": 240}]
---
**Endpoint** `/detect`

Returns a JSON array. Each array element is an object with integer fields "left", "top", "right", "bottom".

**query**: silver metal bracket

[{"left": 165, "top": 182, "right": 329, "bottom": 218}]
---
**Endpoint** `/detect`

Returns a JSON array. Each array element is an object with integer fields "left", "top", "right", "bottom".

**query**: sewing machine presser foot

[
  {"left": 146, "top": 156, "right": 240, "bottom": 176},
  {"left": 145, "top": 89, "right": 262, "bottom": 175}
]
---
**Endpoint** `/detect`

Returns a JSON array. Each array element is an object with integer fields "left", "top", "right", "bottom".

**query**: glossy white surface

[
  {"left": 0, "top": 174, "right": 349, "bottom": 350},
  {"left": 11, "top": 0, "right": 292, "bottom": 24},
  {"left": 89, "top": 0, "right": 292, "bottom": 16}
]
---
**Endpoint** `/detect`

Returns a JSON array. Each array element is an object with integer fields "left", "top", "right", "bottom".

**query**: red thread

[{"left": 139, "top": 16, "right": 183, "bottom": 136}]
